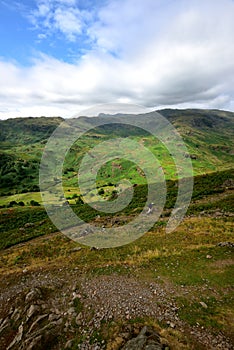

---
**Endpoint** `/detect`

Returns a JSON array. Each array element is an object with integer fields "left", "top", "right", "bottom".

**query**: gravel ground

[{"left": 0, "top": 267, "right": 233, "bottom": 350}]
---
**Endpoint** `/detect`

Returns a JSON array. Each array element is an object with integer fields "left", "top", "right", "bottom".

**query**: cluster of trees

[
  {"left": 0, "top": 199, "right": 40, "bottom": 209},
  {"left": 0, "top": 153, "right": 39, "bottom": 195}
]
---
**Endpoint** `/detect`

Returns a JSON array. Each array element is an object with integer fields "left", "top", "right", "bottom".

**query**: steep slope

[
  {"left": 0, "top": 111, "right": 233, "bottom": 349},
  {"left": 0, "top": 117, "right": 62, "bottom": 195},
  {"left": 0, "top": 116, "right": 63, "bottom": 144},
  {"left": 0, "top": 109, "right": 233, "bottom": 197}
]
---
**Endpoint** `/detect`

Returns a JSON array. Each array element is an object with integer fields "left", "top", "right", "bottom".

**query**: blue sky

[
  {"left": 0, "top": 0, "right": 234, "bottom": 119},
  {"left": 0, "top": 0, "right": 100, "bottom": 64}
]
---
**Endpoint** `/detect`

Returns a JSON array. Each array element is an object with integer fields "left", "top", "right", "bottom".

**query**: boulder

[{"left": 121, "top": 326, "right": 165, "bottom": 350}]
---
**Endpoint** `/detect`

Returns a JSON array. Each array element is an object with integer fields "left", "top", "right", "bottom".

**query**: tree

[
  {"left": 30, "top": 199, "right": 40, "bottom": 206},
  {"left": 98, "top": 188, "right": 105, "bottom": 195},
  {"left": 8, "top": 200, "right": 17, "bottom": 207}
]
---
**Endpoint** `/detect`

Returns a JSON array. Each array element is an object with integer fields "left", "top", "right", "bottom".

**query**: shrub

[
  {"left": 30, "top": 200, "right": 40, "bottom": 206},
  {"left": 75, "top": 196, "right": 84, "bottom": 204},
  {"left": 30, "top": 185, "right": 40, "bottom": 192},
  {"left": 109, "top": 190, "right": 118, "bottom": 200},
  {"left": 98, "top": 188, "right": 105, "bottom": 195},
  {"left": 8, "top": 200, "right": 18, "bottom": 207}
]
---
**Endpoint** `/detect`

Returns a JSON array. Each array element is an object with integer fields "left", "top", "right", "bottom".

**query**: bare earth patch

[{"left": 210, "top": 259, "right": 234, "bottom": 269}]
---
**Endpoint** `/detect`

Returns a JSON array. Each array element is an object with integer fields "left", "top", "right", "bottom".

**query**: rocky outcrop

[
  {"left": 121, "top": 326, "right": 168, "bottom": 350},
  {"left": 217, "top": 242, "right": 234, "bottom": 248},
  {"left": 0, "top": 273, "right": 233, "bottom": 350},
  {"left": 0, "top": 287, "right": 63, "bottom": 350}
]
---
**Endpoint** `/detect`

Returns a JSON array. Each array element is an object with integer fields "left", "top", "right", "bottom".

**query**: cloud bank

[{"left": 0, "top": 0, "right": 234, "bottom": 119}]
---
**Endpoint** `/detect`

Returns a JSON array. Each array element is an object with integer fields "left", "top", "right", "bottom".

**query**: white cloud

[
  {"left": 0, "top": 0, "right": 234, "bottom": 119},
  {"left": 53, "top": 7, "right": 83, "bottom": 40},
  {"left": 29, "top": 0, "right": 89, "bottom": 41}
]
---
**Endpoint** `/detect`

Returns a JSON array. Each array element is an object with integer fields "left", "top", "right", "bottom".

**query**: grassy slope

[
  {"left": 0, "top": 110, "right": 233, "bottom": 348},
  {"left": 0, "top": 168, "right": 233, "bottom": 249},
  {"left": 0, "top": 117, "right": 62, "bottom": 196},
  {"left": 0, "top": 109, "right": 233, "bottom": 199},
  {"left": 0, "top": 185, "right": 233, "bottom": 348}
]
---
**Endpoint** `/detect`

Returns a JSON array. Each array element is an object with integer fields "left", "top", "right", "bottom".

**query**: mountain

[
  {"left": 0, "top": 109, "right": 233, "bottom": 197},
  {"left": 0, "top": 110, "right": 233, "bottom": 349}
]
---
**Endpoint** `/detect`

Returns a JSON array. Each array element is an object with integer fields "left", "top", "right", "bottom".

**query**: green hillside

[
  {"left": 0, "top": 117, "right": 62, "bottom": 196},
  {"left": 0, "top": 109, "right": 233, "bottom": 200},
  {"left": 0, "top": 168, "right": 233, "bottom": 349},
  {"left": 0, "top": 110, "right": 233, "bottom": 349}
]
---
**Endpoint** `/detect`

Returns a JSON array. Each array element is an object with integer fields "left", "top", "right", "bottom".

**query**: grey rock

[
  {"left": 24, "top": 222, "right": 34, "bottom": 228},
  {"left": 199, "top": 302, "right": 208, "bottom": 309},
  {"left": 206, "top": 255, "right": 212, "bottom": 259},
  {"left": 121, "top": 332, "right": 131, "bottom": 340},
  {"left": 28, "top": 314, "right": 48, "bottom": 333},
  {"left": 26, "top": 305, "right": 41, "bottom": 321},
  {"left": 26, "top": 335, "right": 43, "bottom": 350},
  {"left": 53, "top": 308, "right": 61, "bottom": 315},
  {"left": 65, "top": 339, "right": 74, "bottom": 348},
  {"left": 217, "top": 242, "right": 234, "bottom": 248},
  {"left": 10, "top": 308, "right": 21, "bottom": 323},
  {"left": 70, "top": 247, "right": 82, "bottom": 252},
  {"left": 67, "top": 307, "right": 75, "bottom": 315},
  {"left": 55, "top": 317, "right": 63, "bottom": 326},
  {"left": 24, "top": 322, "right": 58, "bottom": 349},
  {"left": 7, "top": 324, "right": 24, "bottom": 350},
  {"left": 121, "top": 326, "right": 163, "bottom": 350},
  {"left": 75, "top": 313, "right": 83, "bottom": 326},
  {"left": 25, "top": 288, "right": 42, "bottom": 303},
  {"left": 0, "top": 317, "right": 10, "bottom": 334},
  {"left": 48, "top": 313, "right": 60, "bottom": 322}
]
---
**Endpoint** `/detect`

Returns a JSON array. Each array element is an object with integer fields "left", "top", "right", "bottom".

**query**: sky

[{"left": 0, "top": 0, "right": 234, "bottom": 119}]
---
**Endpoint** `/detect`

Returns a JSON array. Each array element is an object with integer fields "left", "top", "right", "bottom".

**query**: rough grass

[
  {"left": 0, "top": 214, "right": 233, "bottom": 347},
  {"left": 1, "top": 168, "right": 233, "bottom": 249},
  {"left": 0, "top": 169, "right": 233, "bottom": 348}
]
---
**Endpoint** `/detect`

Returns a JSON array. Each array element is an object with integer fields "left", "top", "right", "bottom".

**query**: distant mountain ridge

[
  {"left": 0, "top": 108, "right": 233, "bottom": 142},
  {"left": 0, "top": 116, "right": 63, "bottom": 144}
]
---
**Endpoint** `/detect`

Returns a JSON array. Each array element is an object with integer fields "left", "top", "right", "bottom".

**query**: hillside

[
  {"left": 0, "top": 109, "right": 233, "bottom": 349},
  {"left": 0, "top": 171, "right": 233, "bottom": 349},
  {"left": 0, "top": 117, "right": 62, "bottom": 197},
  {"left": 0, "top": 109, "right": 233, "bottom": 201}
]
